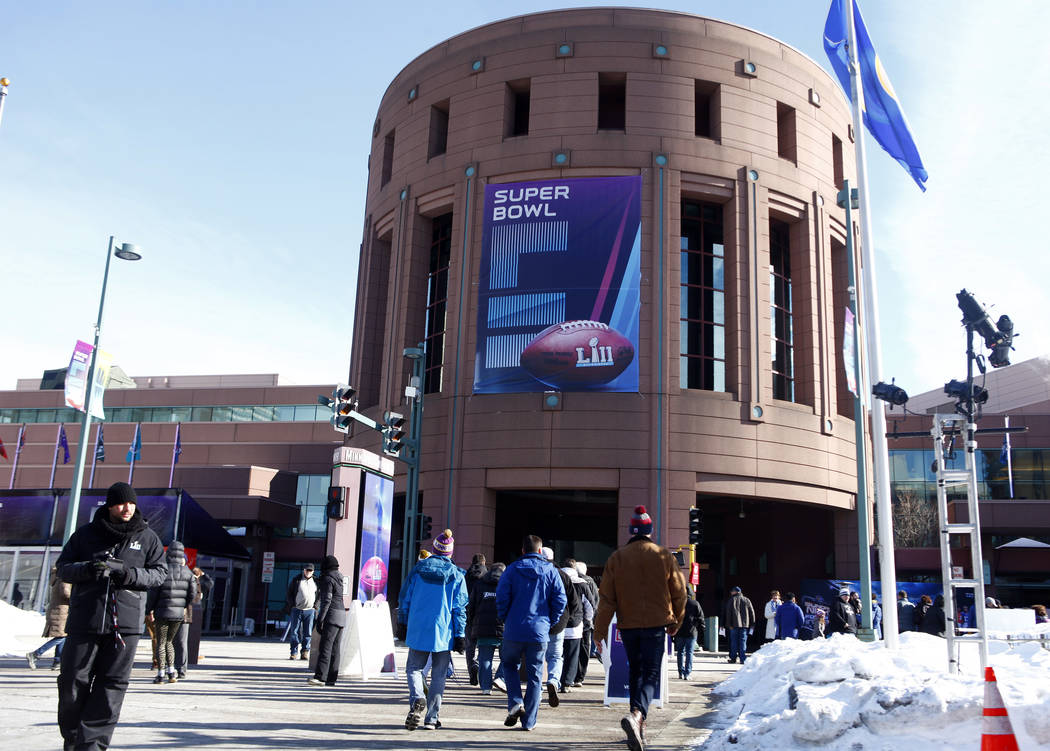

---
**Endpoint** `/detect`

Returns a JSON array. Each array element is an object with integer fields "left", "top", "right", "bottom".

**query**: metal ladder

[{"left": 931, "top": 413, "right": 989, "bottom": 673}]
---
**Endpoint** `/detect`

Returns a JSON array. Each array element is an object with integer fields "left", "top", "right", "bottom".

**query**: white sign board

[
  {"left": 340, "top": 600, "right": 397, "bottom": 680},
  {"left": 261, "top": 551, "right": 275, "bottom": 583}
]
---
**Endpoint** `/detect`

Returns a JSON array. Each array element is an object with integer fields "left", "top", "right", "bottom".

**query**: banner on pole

[
  {"left": 64, "top": 340, "right": 113, "bottom": 420},
  {"left": 843, "top": 308, "right": 858, "bottom": 396}
]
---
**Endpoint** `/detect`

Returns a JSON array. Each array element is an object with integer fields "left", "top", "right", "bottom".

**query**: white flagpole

[
  {"left": 1005, "top": 416, "right": 1014, "bottom": 499},
  {"left": 8, "top": 423, "right": 25, "bottom": 489},
  {"left": 844, "top": 0, "right": 899, "bottom": 646},
  {"left": 0, "top": 78, "right": 9, "bottom": 131}
]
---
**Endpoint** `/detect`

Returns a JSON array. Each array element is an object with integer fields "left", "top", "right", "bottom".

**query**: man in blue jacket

[
  {"left": 773, "top": 592, "right": 806, "bottom": 639},
  {"left": 495, "top": 534, "right": 566, "bottom": 732},
  {"left": 396, "top": 529, "right": 467, "bottom": 731}
]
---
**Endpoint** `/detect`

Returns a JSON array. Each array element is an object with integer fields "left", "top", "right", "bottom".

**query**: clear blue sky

[{"left": 2, "top": 1, "right": 1047, "bottom": 398}]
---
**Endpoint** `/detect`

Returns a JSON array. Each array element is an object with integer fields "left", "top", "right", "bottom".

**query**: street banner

[
  {"left": 843, "top": 308, "right": 857, "bottom": 396},
  {"left": 474, "top": 176, "right": 641, "bottom": 393},
  {"left": 64, "top": 340, "right": 113, "bottom": 420},
  {"left": 601, "top": 615, "right": 670, "bottom": 707},
  {"left": 356, "top": 471, "right": 393, "bottom": 602}
]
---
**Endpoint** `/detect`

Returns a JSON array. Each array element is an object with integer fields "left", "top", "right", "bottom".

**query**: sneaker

[
  {"left": 621, "top": 710, "right": 644, "bottom": 751},
  {"left": 307, "top": 677, "right": 324, "bottom": 686},
  {"left": 300, "top": 650, "right": 310, "bottom": 660},
  {"left": 726, "top": 658, "right": 737, "bottom": 664},
  {"left": 481, "top": 689, "right": 491, "bottom": 695},
  {"left": 25, "top": 652, "right": 37, "bottom": 670},
  {"left": 422, "top": 720, "right": 442, "bottom": 730},
  {"left": 51, "top": 662, "right": 60, "bottom": 671},
  {"left": 505, "top": 704, "right": 525, "bottom": 727},
  {"left": 546, "top": 681, "right": 560, "bottom": 707},
  {"left": 405, "top": 698, "right": 426, "bottom": 730},
  {"left": 177, "top": 672, "right": 187, "bottom": 679},
  {"left": 153, "top": 675, "right": 164, "bottom": 684},
  {"left": 571, "top": 681, "right": 583, "bottom": 687},
  {"left": 167, "top": 674, "right": 178, "bottom": 684},
  {"left": 493, "top": 676, "right": 507, "bottom": 693}
]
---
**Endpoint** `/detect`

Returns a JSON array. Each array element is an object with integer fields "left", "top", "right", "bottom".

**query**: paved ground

[{"left": 0, "top": 635, "right": 736, "bottom": 750}]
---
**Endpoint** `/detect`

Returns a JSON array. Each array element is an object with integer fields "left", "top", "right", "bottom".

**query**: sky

[{"left": 2, "top": 1, "right": 1048, "bottom": 398}]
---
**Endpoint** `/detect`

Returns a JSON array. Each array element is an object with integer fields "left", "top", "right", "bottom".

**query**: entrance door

[{"left": 494, "top": 490, "right": 617, "bottom": 570}]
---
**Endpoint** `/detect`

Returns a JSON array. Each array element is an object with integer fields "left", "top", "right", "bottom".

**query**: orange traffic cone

[{"left": 981, "top": 667, "right": 1019, "bottom": 751}]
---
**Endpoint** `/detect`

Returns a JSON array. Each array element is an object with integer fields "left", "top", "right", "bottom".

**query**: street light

[{"left": 63, "top": 236, "right": 142, "bottom": 542}]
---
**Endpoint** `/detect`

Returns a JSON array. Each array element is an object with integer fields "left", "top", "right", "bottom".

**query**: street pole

[{"left": 400, "top": 345, "right": 425, "bottom": 584}]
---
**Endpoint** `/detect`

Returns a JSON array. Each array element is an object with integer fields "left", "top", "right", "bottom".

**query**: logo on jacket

[{"left": 129, "top": 541, "right": 142, "bottom": 550}]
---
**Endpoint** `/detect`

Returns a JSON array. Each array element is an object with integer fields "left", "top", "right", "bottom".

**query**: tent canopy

[{"left": 996, "top": 537, "right": 1050, "bottom": 549}]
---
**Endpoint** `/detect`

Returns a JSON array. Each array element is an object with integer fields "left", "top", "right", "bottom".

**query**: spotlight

[
  {"left": 956, "top": 289, "right": 1015, "bottom": 368},
  {"left": 944, "top": 379, "right": 988, "bottom": 405},
  {"left": 872, "top": 380, "right": 909, "bottom": 406}
]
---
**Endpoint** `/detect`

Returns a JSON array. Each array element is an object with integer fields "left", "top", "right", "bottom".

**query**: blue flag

[
  {"left": 1000, "top": 434, "right": 1009, "bottom": 465},
  {"left": 823, "top": 0, "right": 928, "bottom": 191},
  {"left": 126, "top": 424, "right": 142, "bottom": 463},
  {"left": 59, "top": 425, "right": 70, "bottom": 464},
  {"left": 173, "top": 425, "right": 182, "bottom": 465},
  {"left": 95, "top": 424, "right": 105, "bottom": 463}
]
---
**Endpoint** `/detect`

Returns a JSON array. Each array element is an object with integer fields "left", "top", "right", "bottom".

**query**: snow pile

[
  {"left": 0, "top": 600, "right": 45, "bottom": 657},
  {"left": 700, "top": 632, "right": 1050, "bottom": 750}
]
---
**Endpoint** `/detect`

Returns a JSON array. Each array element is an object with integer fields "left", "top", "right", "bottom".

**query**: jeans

[
  {"left": 544, "top": 630, "right": 564, "bottom": 689},
  {"left": 675, "top": 636, "right": 696, "bottom": 677},
  {"left": 619, "top": 626, "right": 665, "bottom": 719},
  {"left": 406, "top": 649, "right": 451, "bottom": 724},
  {"left": 477, "top": 643, "right": 500, "bottom": 692},
  {"left": 500, "top": 639, "right": 546, "bottom": 730},
  {"left": 34, "top": 636, "right": 66, "bottom": 662},
  {"left": 728, "top": 627, "right": 749, "bottom": 663},
  {"left": 288, "top": 608, "right": 315, "bottom": 655}
]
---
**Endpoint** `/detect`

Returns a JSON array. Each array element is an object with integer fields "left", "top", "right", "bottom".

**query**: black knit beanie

[
  {"left": 322, "top": 555, "right": 339, "bottom": 572},
  {"left": 106, "top": 482, "right": 137, "bottom": 507}
]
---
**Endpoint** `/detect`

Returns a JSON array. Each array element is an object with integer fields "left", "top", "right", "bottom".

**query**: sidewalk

[{"left": 1, "top": 636, "right": 736, "bottom": 750}]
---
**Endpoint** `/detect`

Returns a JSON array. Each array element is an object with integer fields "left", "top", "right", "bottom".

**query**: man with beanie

[
  {"left": 722, "top": 586, "right": 756, "bottom": 664},
  {"left": 574, "top": 560, "right": 599, "bottom": 682},
  {"left": 541, "top": 546, "right": 580, "bottom": 707},
  {"left": 496, "top": 535, "right": 566, "bottom": 732},
  {"left": 308, "top": 555, "right": 346, "bottom": 687},
  {"left": 594, "top": 505, "right": 686, "bottom": 751},
  {"left": 56, "top": 481, "right": 166, "bottom": 751},
  {"left": 463, "top": 553, "right": 488, "bottom": 685},
  {"left": 285, "top": 563, "right": 317, "bottom": 660},
  {"left": 829, "top": 586, "right": 858, "bottom": 636},
  {"left": 397, "top": 529, "right": 468, "bottom": 730}
]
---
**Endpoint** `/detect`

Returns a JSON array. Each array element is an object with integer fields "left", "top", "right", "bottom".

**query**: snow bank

[
  {"left": 699, "top": 632, "right": 1050, "bottom": 750},
  {"left": 0, "top": 600, "right": 45, "bottom": 657}
]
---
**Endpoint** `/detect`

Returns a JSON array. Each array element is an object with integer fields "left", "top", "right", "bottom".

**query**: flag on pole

[
  {"left": 17, "top": 425, "right": 25, "bottom": 453},
  {"left": 999, "top": 435, "right": 1009, "bottom": 465},
  {"left": 126, "top": 424, "right": 142, "bottom": 463},
  {"left": 823, "top": 0, "right": 928, "bottom": 191},
  {"left": 95, "top": 424, "right": 106, "bottom": 462},
  {"left": 59, "top": 425, "right": 70, "bottom": 464},
  {"left": 174, "top": 425, "right": 182, "bottom": 465},
  {"left": 0, "top": 436, "right": 7, "bottom": 460}
]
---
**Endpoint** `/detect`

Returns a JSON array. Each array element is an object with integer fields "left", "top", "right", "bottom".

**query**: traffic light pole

[{"left": 400, "top": 346, "right": 425, "bottom": 584}]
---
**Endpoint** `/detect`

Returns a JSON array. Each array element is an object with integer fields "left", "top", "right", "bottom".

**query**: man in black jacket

[
  {"left": 463, "top": 553, "right": 488, "bottom": 685},
  {"left": 541, "top": 546, "right": 580, "bottom": 708},
  {"left": 829, "top": 587, "right": 858, "bottom": 635},
  {"left": 56, "top": 482, "right": 166, "bottom": 751},
  {"left": 308, "top": 556, "right": 346, "bottom": 687}
]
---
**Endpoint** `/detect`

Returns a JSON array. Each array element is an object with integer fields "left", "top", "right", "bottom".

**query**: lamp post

[{"left": 63, "top": 236, "right": 142, "bottom": 543}]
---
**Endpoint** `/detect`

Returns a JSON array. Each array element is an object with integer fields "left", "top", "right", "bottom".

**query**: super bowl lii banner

[{"left": 473, "top": 176, "right": 641, "bottom": 394}]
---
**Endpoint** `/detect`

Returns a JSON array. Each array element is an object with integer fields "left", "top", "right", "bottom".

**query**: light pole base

[{"left": 856, "top": 627, "right": 877, "bottom": 643}]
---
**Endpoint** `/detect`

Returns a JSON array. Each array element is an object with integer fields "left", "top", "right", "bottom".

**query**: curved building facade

[{"left": 348, "top": 8, "right": 864, "bottom": 603}]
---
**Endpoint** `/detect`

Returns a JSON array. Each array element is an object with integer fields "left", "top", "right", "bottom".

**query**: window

[
  {"left": 380, "top": 129, "right": 395, "bottom": 186},
  {"left": 680, "top": 201, "right": 726, "bottom": 391},
  {"left": 830, "top": 238, "right": 854, "bottom": 418},
  {"left": 776, "top": 102, "right": 797, "bottom": 162},
  {"left": 598, "top": 73, "right": 626, "bottom": 131},
  {"left": 505, "top": 79, "right": 531, "bottom": 138},
  {"left": 770, "top": 220, "right": 794, "bottom": 401},
  {"left": 358, "top": 229, "right": 392, "bottom": 408},
  {"left": 424, "top": 213, "right": 453, "bottom": 394},
  {"left": 286, "top": 474, "right": 331, "bottom": 538},
  {"left": 694, "top": 80, "right": 719, "bottom": 139},
  {"left": 428, "top": 101, "right": 449, "bottom": 159},
  {"left": 832, "top": 133, "right": 844, "bottom": 188}
]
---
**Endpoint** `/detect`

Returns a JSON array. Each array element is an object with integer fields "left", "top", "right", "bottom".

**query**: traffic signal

[
  {"left": 382, "top": 411, "right": 406, "bottom": 456},
  {"left": 326, "top": 485, "right": 346, "bottom": 519},
  {"left": 331, "top": 385, "right": 357, "bottom": 434},
  {"left": 419, "top": 513, "right": 433, "bottom": 542},
  {"left": 672, "top": 549, "right": 686, "bottom": 567},
  {"left": 688, "top": 507, "right": 702, "bottom": 545}
]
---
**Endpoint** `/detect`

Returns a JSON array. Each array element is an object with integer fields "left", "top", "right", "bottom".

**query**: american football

[{"left": 519, "top": 320, "right": 634, "bottom": 389}]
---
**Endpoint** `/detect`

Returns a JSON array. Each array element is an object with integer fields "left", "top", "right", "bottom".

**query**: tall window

[
  {"left": 598, "top": 73, "right": 626, "bottom": 131},
  {"left": 505, "top": 79, "right": 530, "bottom": 137},
  {"left": 770, "top": 220, "right": 794, "bottom": 401},
  {"left": 694, "top": 80, "right": 719, "bottom": 139},
  {"left": 424, "top": 213, "right": 453, "bottom": 394},
  {"left": 428, "top": 101, "right": 449, "bottom": 159},
  {"left": 380, "top": 129, "right": 395, "bottom": 186},
  {"left": 680, "top": 201, "right": 725, "bottom": 391},
  {"left": 832, "top": 133, "right": 844, "bottom": 188},
  {"left": 776, "top": 102, "right": 796, "bottom": 162}
]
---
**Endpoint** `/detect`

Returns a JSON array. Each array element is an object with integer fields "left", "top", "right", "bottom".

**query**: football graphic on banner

[{"left": 520, "top": 320, "right": 634, "bottom": 389}]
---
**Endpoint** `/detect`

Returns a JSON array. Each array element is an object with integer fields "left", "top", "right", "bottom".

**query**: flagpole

[
  {"left": 50, "top": 424, "right": 62, "bottom": 488},
  {"left": 89, "top": 423, "right": 101, "bottom": 488},
  {"left": 844, "top": 0, "right": 899, "bottom": 646},
  {"left": 1005, "top": 416, "right": 1014, "bottom": 499},
  {"left": 128, "top": 423, "right": 139, "bottom": 484},
  {"left": 8, "top": 424, "right": 24, "bottom": 489},
  {"left": 168, "top": 423, "right": 180, "bottom": 488}
]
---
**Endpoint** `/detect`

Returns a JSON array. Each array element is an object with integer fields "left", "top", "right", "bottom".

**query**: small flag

[
  {"left": 96, "top": 424, "right": 106, "bottom": 463},
  {"left": 1000, "top": 434, "right": 1009, "bottom": 465},
  {"left": 17, "top": 425, "right": 25, "bottom": 452},
  {"left": 823, "top": 0, "right": 928, "bottom": 191},
  {"left": 173, "top": 425, "right": 182, "bottom": 465},
  {"left": 0, "top": 436, "right": 7, "bottom": 460},
  {"left": 126, "top": 424, "right": 142, "bottom": 463},
  {"left": 59, "top": 425, "right": 70, "bottom": 464}
]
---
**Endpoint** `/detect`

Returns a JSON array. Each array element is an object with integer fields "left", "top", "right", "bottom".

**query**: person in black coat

[
  {"left": 914, "top": 594, "right": 932, "bottom": 630},
  {"left": 463, "top": 553, "right": 488, "bottom": 685},
  {"left": 829, "top": 587, "right": 858, "bottom": 635},
  {"left": 146, "top": 541, "right": 197, "bottom": 684},
  {"left": 56, "top": 482, "right": 166, "bottom": 751},
  {"left": 466, "top": 563, "right": 504, "bottom": 694},
  {"left": 674, "top": 585, "right": 705, "bottom": 679},
  {"left": 308, "top": 556, "right": 346, "bottom": 687},
  {"left": 920, "top": 595, "right": 946, "bottom": 636}
]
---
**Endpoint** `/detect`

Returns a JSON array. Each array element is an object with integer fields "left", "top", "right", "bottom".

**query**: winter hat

[
  {"left": 303, "top": 563, "right": 314, "bottom": 572},
  {"left": 731, "top": 586, "right": 742, "bottom": 593},
  {"left": 575, "top": 561, "right": 588, "bottom": 576},
  {"left": 541, "top": 546, "right": 554, "bottom": 561},
  {"left": 106, "top": 481, "right": 137, "bottom": 507},
  {"left": 839, "top": 587, "right": 851, "bottom": 597},
  {"left": 433, "top": 529, "right": 454, "bottom": 556},
  {"left": 167, "top": 541, "right": 185, "bottom": 557},
  {"left": 322, "top": 555, "right": 339, "bottom": 572},
  {"left": 629, "top": 505, "right": 653, "bottom": 536},
  {"left": 418, "top": 549, "right": 432, "bottom": 561}
]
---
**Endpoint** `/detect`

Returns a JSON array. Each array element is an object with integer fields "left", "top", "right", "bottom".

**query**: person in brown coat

[
  {"left": 26, "top": 567, "right": 71, "bottom": 670},
  {"left": 594, "top": 505, "right": 686, "bottom": 751}
]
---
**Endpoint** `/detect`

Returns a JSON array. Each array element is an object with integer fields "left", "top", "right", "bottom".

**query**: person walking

[
  {"left": 829, "top": 587, "right": 858, "bottom": 635},
  {"left": 897, "top": 590, "right": 916, "bottom": 632},
  {"left": 871, "top": 591, "right": 883, "bottom": 639},
  {"left": 466, "top": 562, "right": 505, "bottom": 695},
  {"left": 540, "top": 546, "right": 579, "bottom": 707},
  {"left": 26, "top": 567, "right": 70, "bottom": 670},
  {"left": 464, "top": 553, "right": 488, "bottom": 686},
  {"left": 774, "top": 592, "right": 805, "bottom": 639},
  {"left": 55, "top": 481, "right": 166, "bottom": 751},
  {"left": 763, "top": 590, "right": 781, "bottom": 644},
  {"left": 308, "top": 556, "right": 346, "bottom": 687},
  {"left": 722, "top": 586, "right": 756, "bottom": 664},
  {"left": 496, "top": 535, "right": 566, "bottom": 732},
  {"left": 574, "top": 560, "right": 599, "bottom": 681},
  {"left": 146, "top": 541, "right": 198, "bottom": 684},
  {"left": 919, "top": 594, "right": 946, "bottom": 636},
  {"left": 594, "top": 505, "right": 686, "bottom": 751},
  {"left": 174, "top": 566, "right": 211, "bottom": 678},
  {"left": 285, "top": 563, "right": 317, "bottom": 661},
  {"left": 674, "top": 585, "right": 705, "bottom": 680},
  {"left": 559, "top": 559, "right": 592, "bottom": 691},
  {"left": 397, "top": 529, "right": 468, "bottom": 730}
]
